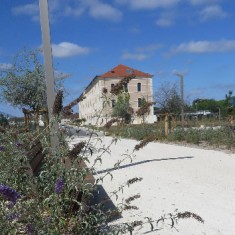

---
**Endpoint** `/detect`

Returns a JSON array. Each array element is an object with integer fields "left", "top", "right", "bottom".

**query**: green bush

[{"left": 0, "top": 128, "right": 117, "bottom": 234}]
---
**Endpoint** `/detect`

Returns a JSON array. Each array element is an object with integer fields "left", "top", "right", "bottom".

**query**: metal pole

[
  {"left": 39, "top": 0, "right": 59, "bottom": 151},
  {"left": 218, "top": 107, "right": 221, "bottom": 123},
  {"left": 175, "top": 73, "right": 184, "bottom": 128},
  {"left": 180, "top": 75, "right": 184, "bottom": 128}
]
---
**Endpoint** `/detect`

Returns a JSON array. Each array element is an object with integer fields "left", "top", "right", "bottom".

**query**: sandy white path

[{"left": 67, "top": 129, "right": 235, "bottom": 235}]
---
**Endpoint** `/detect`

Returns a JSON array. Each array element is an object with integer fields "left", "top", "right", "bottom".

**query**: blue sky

[{"left": 0, "top": 0, "right": 235, "bottom": 116}]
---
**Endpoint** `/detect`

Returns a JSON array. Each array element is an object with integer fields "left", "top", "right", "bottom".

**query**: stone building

[{"left": 78, "top": 64, "right": 156, "bottom": 125}]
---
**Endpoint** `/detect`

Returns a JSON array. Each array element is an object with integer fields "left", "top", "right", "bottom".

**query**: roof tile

[{"left": 99, "top": 64, "right": 152, "bottom": 78}]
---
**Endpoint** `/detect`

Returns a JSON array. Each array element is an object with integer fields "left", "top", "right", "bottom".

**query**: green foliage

[
  {"left": 192, "top": 99, "right": 219, "bottom": 113},
  {"left": 136, "top": 98, "right": 154, "bottom": 123},
  {"left": 72, "top": 118, "right": 86, "bottom": 126},
  {"left": 168, "top": 127, "right": 235, "bottom": 149},
  {"left": 105, "top": 123, "right": 235, "bottom": 150},
  {"left": 0, "top": 121, "right": 205, "bottom": 234},
  {"left": 0, "top": 114, "right": 9, "bottom": 127},
  {"left": 0, "top": 128, "right": 113, "bottom": 234},
  {"left": 192, "top": 90, "right": 235, "bottom": 116},
  {"left": 0, "top": 49, "right": 47, "bottom": 111},
  {"left": 105, "top": 123, "right": 164, "bottom": 140},
  {"left": 112, "top": 92, "right": 133, "bottom": 123}
]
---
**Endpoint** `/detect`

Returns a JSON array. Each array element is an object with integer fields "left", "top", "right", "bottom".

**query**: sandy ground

[{"left": 67, "top": 127, "right": 235, "bottom": 235}]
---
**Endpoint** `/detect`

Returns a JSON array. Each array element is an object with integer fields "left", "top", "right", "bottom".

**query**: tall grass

[{"left": 104, "top": 123, "right": 235, "bottom": 150}]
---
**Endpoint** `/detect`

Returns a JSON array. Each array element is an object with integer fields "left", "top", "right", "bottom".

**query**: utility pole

[
  {"left": 175, "top": 72, "right": 184, "bottom": 128},
  {"left": 39, "top": 0, "right": 59, "bottom": 152},
  {"left": 218, "top": 107, "right": 221, "bottom": 123}
]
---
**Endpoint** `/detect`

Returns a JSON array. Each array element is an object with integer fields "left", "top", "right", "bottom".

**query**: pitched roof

[{"left": 99, "top": 64, "right": 153, "bottom": 78}]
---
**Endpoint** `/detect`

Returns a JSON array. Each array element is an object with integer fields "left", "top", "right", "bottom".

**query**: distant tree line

[{"left": 154, "top": 82, "right": 234, "bottom": 117}]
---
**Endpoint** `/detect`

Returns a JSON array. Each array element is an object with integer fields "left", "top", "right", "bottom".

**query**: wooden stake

[
  {"left": 165, "top": 113, "right": 169, "bottom": 136},
  {"left": 39, "top": 0, "right": 60, "bottom": 152}
]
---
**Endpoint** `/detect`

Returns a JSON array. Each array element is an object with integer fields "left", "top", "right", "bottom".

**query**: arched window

[{"left": 137, "top": 83, "right": 141, "bottom": 92}]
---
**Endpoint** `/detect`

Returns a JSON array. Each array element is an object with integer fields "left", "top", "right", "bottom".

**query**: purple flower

[
  {"left": 26, "top": 224, "right": 36, "bottom": 235},
  {"left": 0, "top": 146, "right": 5, "bottom": 151},
  {"left": 0, "top": 184, "right": 21, "bottom": 206},
  {"left": 7, "top": 213, "right": 19, "bottom": 221},
  {"left": 55, "top": 179, "right": 64, "bottom": 194},
  {"left": 15, "top": 142, "right": 22, "bottom": 147}
]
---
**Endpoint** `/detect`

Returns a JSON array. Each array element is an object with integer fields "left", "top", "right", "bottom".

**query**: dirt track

[{"left": 68, "top": 129, "right": 235, "bottom": 234}]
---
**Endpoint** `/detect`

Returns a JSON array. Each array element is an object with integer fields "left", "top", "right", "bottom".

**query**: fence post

[
  {"left": 39, "top": 0, "right": 59, "bottom": 152},
  {"left": 165, "top": 113, "right": 169, "bottom": 136}
]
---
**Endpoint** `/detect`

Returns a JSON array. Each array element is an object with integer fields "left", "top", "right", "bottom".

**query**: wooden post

[
  {"left": 171, "top": 115, "right": 176, "bottom": 132},
  {"left": 39, "top": 0, "right": 59, "bottom": 152},
  {"left": 45, "top": 109, "right": 49, "bottom": 132},
  {"left": 165, "top": 113, "right": 169, "bottom": 136}
]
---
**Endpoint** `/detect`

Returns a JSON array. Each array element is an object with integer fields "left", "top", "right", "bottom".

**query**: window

[
  {"left": 138, "top": 98, "right": 142, "bottom": 108},
  {"left": 137, "top": 83, "right": 141, "bottom": 92},
  {"left": 123, "top": 83, "right": 128, "bottom": 92},
  {"left": 112, "top": 99, "right": 116, "bottom": 108}
]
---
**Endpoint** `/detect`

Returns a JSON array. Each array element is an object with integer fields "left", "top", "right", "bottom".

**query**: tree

[
  {"left": 154, "top": 82, "right": 182, "bottom": 114},
  {"left": 136, "top": 98, "right": 153, "bottom": 122},
  {"left": 112, "top": 92, "right": 133, "bottom": 123},
  {"left": 192, "top": 98, "right": 219, "bottom": 113},
  {"left": 225, "top": 90, "right": 235, "bottom": 115},
  {"left": 0, "top": 49, "right": 47, "bottom": 111}
]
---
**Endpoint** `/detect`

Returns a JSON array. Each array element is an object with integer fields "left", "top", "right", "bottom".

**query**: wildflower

[
  {"left": 110, "top": 74, "right": 135, "bottom": 95},
  {"left": 26, "top": 224, "right": 36, "bottom": 235},
  {"left": 7, "top": 213, "right": 19, "bottom": 221},
  {"left": 134, "top": 136, "right": 156, "bottom": 151},
  {"left": 68, "top": 142, "right": 86, "bottom": 159},
  {"left": 0, "top": 145, "right": 5, "bottom": 151},
  {"left": 104, "top": 118, "right": 119, "bottom": 129},
  {"left": 126, "top": 177, "right": 143, "bottom": 186},
  {"left": 15, "top": 141, "right": 22, "bottom": 147},
  {"left": 177, "top": 211, "right": 204, "bottom": 223},
  {"left": 53, "top": 90, "right": 63, "bottom": 116},
  {"left": 102, "top": 87, "right": 108, "bottom": 94},
  {"left": 63, "top": 96, "right": 85, "bottom": 115},
  {"left": 55, "top": 179, "right": 64, "bottom": 194},
  {"left": 0, "top": 184, "right": 21, "bottom": 206},
  {"left": 123, "top": 205, "right": 138, "bottom": 210},
  {"left": 136, "top": 101, "right": 155, "bottom": 117},
  {"left": 125, "top": 194, "right": 141, "bottom": 204}
]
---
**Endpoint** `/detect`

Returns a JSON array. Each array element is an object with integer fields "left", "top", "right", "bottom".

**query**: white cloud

[
  {"left": 51, "top": 42, "right": 91, "bottom": 58},
  {"left": 188, "top": 0, "right": 220, "bottom": 6},
  {"left": 156, "top": 17, "right": 173, "bottom": 27},
  {"left": 155, "top": 11, "right": 175, "bottom": 27},
  {"left": 170, "top": 40, "right": 235, "bottom": 54},
  {"left": 122, "top": 43, "right": 162, "bottom": 60},
  {"left": 0, "top": 63, "right": 13, "bottom": 71},
  {"left": 86, "top": 0, "right": 122, "bottom": 21},
  {"left": 12, "top": 0, "right": 122, "bottom": 22},
  {"left": 199, "top": 5, "right": 228, "bottom": 21},
  {"left": 64, "top": 6, "right": 85, "bottom": 17},
  {"left": 12, "top": 2, "right": 39, "bottom": 21},
  {"left": 12, "top": 3, "right": 38, "bottom": 15},
  {"left": 11, "top": 0, "right": 61, "bottom": 22},
  {"left": 136, "top": 44, "right": 163, "bottom": 52},
  {"left": 121, "top": 52, "right": 150, "bottom": 61},
  {"left": 116, "top": 0, "right": 179, "bottom": 10}
]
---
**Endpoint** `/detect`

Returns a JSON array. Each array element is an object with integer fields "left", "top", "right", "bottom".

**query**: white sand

[{"left": 67, "top": 128, "right": 235, "bottom": 234}]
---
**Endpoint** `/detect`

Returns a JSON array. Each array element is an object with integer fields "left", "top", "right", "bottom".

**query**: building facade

[{"left": 78, "top": 64, "right": 156, "bottom": 125}]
